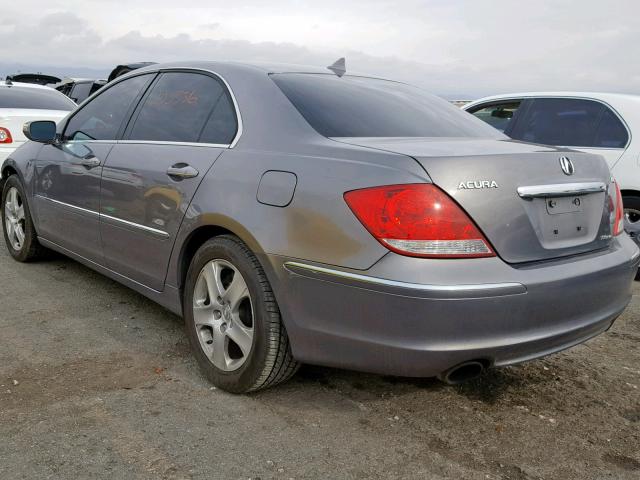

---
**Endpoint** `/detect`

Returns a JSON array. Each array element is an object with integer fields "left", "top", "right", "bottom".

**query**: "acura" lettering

[{"left": 457, "top": 180, "right": 499, "bottom": 190}]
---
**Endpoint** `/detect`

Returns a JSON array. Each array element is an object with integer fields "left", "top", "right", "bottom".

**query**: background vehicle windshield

[
  {"left": 0, "top": 86, "right": 75, "bottom": 111},
  {"left": 272, "top": 73, "right": 505, "bottom": 138}
]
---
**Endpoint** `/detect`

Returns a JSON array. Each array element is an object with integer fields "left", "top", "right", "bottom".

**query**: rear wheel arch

[
  {"left": 620, "top": 189, "right": 640, "bottom": 200},
  {"left": 177, "top": 221, "right": 265, "bottom": 292},
  {"left": 1, "top": 164, "right": 18, "bottom": 180}
]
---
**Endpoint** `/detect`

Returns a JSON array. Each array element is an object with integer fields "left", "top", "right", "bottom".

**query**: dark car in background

[
  {"left": 108, "top": 62, "right": 157, "bottom": 82},
  {"left": 2, "top": 61, "right": 638, "bottom": 393},
  {"left": 5, "top": 73, "right": 61, "bottom": 87},
  {"left": 56, "top": 78, "right": 107, "bottom": 104}
]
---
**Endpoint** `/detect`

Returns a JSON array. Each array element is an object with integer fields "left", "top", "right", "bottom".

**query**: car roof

[
  {"left": 0, "top": 81, "right": 57, "bottom": 90},
  {"left": 131, "top": 60, "right": 394, "bottom": 82},
  {"left": 466, "top": 91, "right": 640, "bottom": 107}
]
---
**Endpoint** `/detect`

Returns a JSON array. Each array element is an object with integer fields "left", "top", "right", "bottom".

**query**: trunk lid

[{"left": 334, "top": 137, "right": 615, "bottom": 263}]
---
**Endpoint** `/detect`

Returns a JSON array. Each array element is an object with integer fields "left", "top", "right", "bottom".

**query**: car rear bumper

[{"left": 263, "top": 234, "right": 640, "bottom": 377}]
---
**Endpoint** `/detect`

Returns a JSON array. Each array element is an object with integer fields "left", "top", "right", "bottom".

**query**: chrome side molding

[
  {"left": 36, "top": 195, "right": 169, "bottom": 238},
  {"left": 283, "top": 261, "right": 526, "bottom": 298},
  {"left": 517, "top": 182, "right": 606, "bottom": 199}
]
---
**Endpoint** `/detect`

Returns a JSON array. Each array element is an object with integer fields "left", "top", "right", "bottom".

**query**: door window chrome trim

[
  {"left": 64, "top": 139, "right": 231, "bottom": 149},
  {"left": 517, "top": 182, "right": 606, "bottom": 199},
  {"left": 283, "top": 261, "right": 525, "bottom": 294},
  {"left": 60, "top": 67, "right": 243, "bottom": 149},
  {"left": 36, "top": 195, "right": 169, "bottom": 238},
  {"left": 115, "top": 140, "right": 231, "bottom": 148},
  {"left": 124, "top": 67, "right": 243, "bottom": 148}
]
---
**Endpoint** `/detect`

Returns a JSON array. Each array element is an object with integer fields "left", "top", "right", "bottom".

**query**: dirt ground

[{"left": 0, "top": 236, "right": 639, "bottom": 480}]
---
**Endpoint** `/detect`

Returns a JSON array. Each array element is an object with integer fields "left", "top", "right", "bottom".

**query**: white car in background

[
  {"left": 0, "top": 81, "right": 75, "bottom": 165},
  {"left": 463, "top": 92, "right": 640, "bottom": 231}
]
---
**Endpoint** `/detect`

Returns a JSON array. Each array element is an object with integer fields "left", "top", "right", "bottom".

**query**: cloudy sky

[{"left": 2, "top": 0, "right": 639, "bottom": 98}]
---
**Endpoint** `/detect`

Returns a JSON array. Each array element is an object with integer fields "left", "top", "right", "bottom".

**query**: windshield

[
  {"left": 0, "top": 86, "right": 75, "bottom": 111},
  {"left": 271, "top": 73, "right": 504, "bottom": 139}
]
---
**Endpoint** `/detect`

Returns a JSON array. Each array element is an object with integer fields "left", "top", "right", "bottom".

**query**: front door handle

[
  {"left": 81, "top": 157, "right": 101, "bottom": 168},
  {"left": 167, "top": 164, "right": 199, "bottom": 179}
]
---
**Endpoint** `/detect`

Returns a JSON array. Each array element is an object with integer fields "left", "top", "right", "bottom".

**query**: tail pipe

[{"left": 438, "top": 360, "right": 486, "bottom": 384}]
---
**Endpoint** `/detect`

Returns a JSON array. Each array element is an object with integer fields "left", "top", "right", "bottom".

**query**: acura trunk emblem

[{"left": 560, "top": 156, "right": 574, "bottom": 175}]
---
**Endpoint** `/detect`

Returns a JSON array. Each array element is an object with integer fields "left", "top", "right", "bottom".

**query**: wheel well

[
  {"left": 1, "top": 165, "right": 17, "bottom": 180},
  {"left": 621, "top": 189, "right": 640, "bottom": 199},
  {"left": 178, "top": 225, "right": 235, "bottom": 290}
]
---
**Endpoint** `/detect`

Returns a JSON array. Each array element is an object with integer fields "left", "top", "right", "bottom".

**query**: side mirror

[{"left": 23, "top": 121, "right": 57, "bottom": 143}]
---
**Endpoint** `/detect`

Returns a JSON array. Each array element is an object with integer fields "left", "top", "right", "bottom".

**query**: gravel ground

[{"left": 0, "top": 236, "right": 639, "bottom": 480}]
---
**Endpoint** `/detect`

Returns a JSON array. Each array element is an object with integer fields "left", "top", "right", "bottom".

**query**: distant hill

[{"left": 0, "top": 63, "right": 110, "bottom": 81}]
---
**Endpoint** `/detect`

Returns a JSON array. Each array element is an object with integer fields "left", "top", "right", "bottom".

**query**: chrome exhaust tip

[{"left": 438, "top": 360, "right": 485, "bottom": 385}]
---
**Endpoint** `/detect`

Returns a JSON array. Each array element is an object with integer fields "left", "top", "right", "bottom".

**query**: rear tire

[
  {"left": 183, "top": 235, "right": 299, "bottom": 393},
  {"left": 622, "top": 195, "right": 640, "bottom": 280},
  {"left": 2, "top": 175, "right": 45, "bottom": 262}
]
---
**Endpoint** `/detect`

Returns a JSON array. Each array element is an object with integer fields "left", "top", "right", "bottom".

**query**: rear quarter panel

[{"left": 165, "top": 141, "right": 430, "bottom": 289}]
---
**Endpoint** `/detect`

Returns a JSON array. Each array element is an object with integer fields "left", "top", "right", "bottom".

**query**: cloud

[{"left": 1, "top": 1, "right": 639, "bottom": 98}]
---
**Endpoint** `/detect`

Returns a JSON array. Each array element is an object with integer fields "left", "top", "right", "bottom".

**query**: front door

[
  {"left": 34, "top": 141, "right": 109, "bottom": 261},
  {"left": 99, "top": 70, "right": 239, "bottom": 290},
  {"left": 34, "top": 73, "right": 156, "bottom": 262}
]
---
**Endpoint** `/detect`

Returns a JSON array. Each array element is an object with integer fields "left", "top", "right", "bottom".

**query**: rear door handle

[
  {"left": 81, "top": 158, "right": 101, "bottom": 168},
  {"left": 167, "top": 164, "right": 199, "bottom": 179}
]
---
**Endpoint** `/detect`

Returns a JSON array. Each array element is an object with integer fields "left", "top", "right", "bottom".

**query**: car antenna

[{"left": 327, "top": 57, "right": 346, "bottom": 77}]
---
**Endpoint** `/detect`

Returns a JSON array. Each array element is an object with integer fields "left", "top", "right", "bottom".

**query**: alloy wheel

[
  {"left": 624, "top": 208, "right": 640, "bottom": 236},
  {"left": 193, "top": 259, "right": 255, "bottom": 371},
  {"left": 4, "top": 187, "right": 26, "bottom": 251}
]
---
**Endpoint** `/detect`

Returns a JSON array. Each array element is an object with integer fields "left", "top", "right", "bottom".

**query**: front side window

[
  {"left": 64, "top": 74, "right": 153, "bottom": 141},
  {"left": 0, "top": 86, "right": 75, "bottom": 111},
  {"left": 510, "top": 98, "right": 606, "bottom": 147},
  {"left": 127, "top": 72, "right": 237, "bottom": 144},
  {"left": 467, "top": 101, "right": 522, "bottom": 133},
  {"left": 271, "top": 73, "right": 503, "bottom": 139}
]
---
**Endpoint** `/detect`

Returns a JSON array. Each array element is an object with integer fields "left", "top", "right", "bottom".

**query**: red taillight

[
  {"left": 612, "top": 181, "right": 624, "bottom": 236},
  {"left": 344, "top": 183, "right": 495, "bottom": 258},
  {"left": 0, "top": 127, "right": 12, "bottom": 144}
]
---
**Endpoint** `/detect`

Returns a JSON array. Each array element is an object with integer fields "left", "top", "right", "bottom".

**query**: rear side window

[
  {"left": 510, "top": 98, "right": 622, "bottom": 148},
  {"left": 0, "top": 86, "right": 75, "bottom": 111},
  {"left": 199, "top": 92, "right": 238, "bottom": 144},
  {"left": 64, "top": 74, "right": 153, "bottom": 141},
  {"left": 467, "top": 101, "right": 521, "bottom": 133},
  {"left": 594, "top": 108, "right": 628, "bottom": 148},
  {"left": 127, "top": 72, "right": 238, "bottom": 144},
  {"left": 272, "top": 73, "right": 503, "bottom": 138}
]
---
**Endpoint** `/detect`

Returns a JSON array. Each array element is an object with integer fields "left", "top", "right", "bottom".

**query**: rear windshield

[
  {"left": 0, "top": 86, "right": 75, "bottom": 111},
  {"left": 272, "top": 73, "right": 503, "bottom": 138}
]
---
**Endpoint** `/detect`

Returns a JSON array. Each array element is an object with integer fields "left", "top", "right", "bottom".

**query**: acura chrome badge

[
  {"left": 559, "top": 156, "right": 575, "bottom": 176},
  {"left": 457, "top": 180, "right": 499, "bottom": 190}
]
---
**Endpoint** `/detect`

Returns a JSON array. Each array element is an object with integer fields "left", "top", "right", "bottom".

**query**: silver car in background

[{"left": 2, "top": 61, "right": 638, "bottom": 392}]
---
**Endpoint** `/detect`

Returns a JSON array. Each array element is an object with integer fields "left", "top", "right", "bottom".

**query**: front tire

[
  {"left": 183, "top": 235, "right": 299, "bottom": 393},
  {"left": 2, "top": 175, "right": 45, "bottom": 262}
]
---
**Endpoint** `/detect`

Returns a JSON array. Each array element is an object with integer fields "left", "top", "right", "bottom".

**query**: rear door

[
  {"left": 99, "top": 70, "right": 239, "bottom": 290},
  {"left": 509, "top": 97, "right": 629, "bottom": 167},
  {"left": 33, "top": 74, "right": 155, "bottom": 262}
]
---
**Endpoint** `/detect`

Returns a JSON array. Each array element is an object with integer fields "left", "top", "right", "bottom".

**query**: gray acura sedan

[{"left": 2, "top": 61, "right": 638, "bottom": 392}]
